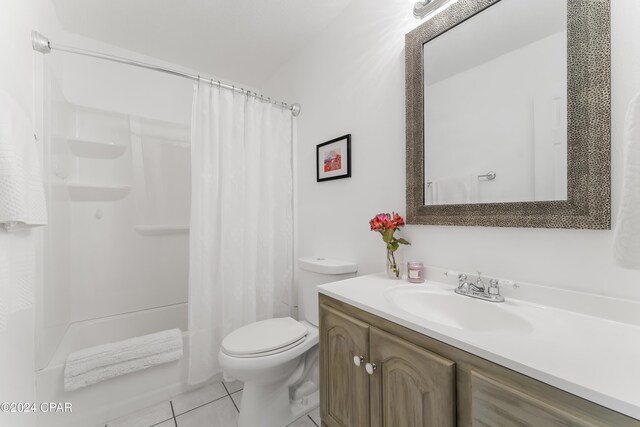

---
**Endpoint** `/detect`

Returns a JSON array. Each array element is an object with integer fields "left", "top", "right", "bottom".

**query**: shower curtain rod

[{"left": 31, "top": 31, "right": 301, "bottom": 117}]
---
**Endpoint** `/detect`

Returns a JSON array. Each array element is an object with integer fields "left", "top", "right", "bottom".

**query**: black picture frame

[{"left": 316, "top": 134, "right": 352, "bottom": 182}]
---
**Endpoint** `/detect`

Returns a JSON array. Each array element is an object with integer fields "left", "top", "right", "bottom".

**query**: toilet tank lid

[{"left": 298, "top": 256, "right": 358, "bottom": 275}]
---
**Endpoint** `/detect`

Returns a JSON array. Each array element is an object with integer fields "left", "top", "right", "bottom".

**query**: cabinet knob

[
  {"left": 353, "top": 355, "right": 364, "bottom": 367},
  {"left": 365, "top": 362, "right": 377, "bottom": 375}
]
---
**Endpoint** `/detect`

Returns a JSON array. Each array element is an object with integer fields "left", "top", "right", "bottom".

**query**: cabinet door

[
  {"left": 320, "top": 304, "right": 370, "bottom": 427},
  {"left": 369, "top": 327, "right": 456, "bottom": 427},
  {"left": 468, "top": 370, "right": 600, "bottom": 427}
]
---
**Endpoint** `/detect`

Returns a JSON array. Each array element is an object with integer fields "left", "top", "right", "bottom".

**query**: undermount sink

[{"left": 385, "top": 285, "right": 533, "bottom": 334}]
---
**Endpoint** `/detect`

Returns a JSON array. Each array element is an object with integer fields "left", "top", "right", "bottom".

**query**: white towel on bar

[
  {"left": 0, "top": 88, "right": 47, "bottom": 232},
  {"left": 614, "top": 92, "right": 640, "bottom": 269},
  {"left": 432, "top": 175, "right": 477, "bottom": 205},
  {"left": 64, "top": 328, "right": 183, "bottom": 391}
]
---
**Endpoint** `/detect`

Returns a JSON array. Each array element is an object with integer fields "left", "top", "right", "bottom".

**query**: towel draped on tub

[{"left": 64, "top": 328, "right": 183, "bottom": 391}]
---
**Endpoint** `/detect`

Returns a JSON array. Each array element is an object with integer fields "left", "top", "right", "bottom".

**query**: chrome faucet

[{"left": 453, "top": 271, "right": 505, "bottom": 303}]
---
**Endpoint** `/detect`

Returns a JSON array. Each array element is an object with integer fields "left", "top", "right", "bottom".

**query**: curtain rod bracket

[
  {"left": 291, "top": 103, "right": 301, "bottom": 117},
  {"left": 31, "top": 31, "right": 51, "bottom": 54}
]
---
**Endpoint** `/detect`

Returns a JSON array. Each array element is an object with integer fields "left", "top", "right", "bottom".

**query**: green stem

[{"left": 387, "top": 249, "right": 399, "bottom": 278}]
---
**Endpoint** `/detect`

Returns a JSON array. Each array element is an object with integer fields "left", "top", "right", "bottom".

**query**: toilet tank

[{"left": 298, "top": 256, "right": 357, "bottom": 327}]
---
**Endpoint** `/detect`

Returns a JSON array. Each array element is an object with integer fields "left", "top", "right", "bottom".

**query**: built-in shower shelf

[
  {"left": 134, "top": 225, "right": 189, "bottom": 236},
  {"left": 66, "top": 183, "right": 131, "bottom": 201},
  {"left": 67, "top": 137, "right": 126, "bottom": 159}
]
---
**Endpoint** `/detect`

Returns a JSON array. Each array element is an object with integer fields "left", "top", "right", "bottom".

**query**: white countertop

[{"left": 318, "top": 272, "right": 640, "bottom": 420}]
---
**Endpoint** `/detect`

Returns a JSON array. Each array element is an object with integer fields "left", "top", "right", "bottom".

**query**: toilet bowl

[
  {"left": 218, "top": 256, "right": 357, "bottom": 427},
  {"left": 219, "top": 319, "right": 319, "bottom": 427}
]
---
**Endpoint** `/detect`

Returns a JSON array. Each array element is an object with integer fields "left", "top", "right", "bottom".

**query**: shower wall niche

[{"left": 64, "top": 106, "right": 132, "bottom": 202}]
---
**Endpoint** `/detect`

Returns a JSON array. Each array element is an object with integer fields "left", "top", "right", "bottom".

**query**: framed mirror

[{"left": 406, "top": 0, "right": 610, "bottom": 229}]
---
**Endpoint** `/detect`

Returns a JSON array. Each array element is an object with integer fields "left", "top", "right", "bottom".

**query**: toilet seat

[{"left": 221, "top": 317, "right": 308, "bottom": 358}]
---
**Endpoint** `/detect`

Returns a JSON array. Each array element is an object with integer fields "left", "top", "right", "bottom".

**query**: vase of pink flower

[{"left": 369, "top": 212, "right": 411, "bottom": 279}]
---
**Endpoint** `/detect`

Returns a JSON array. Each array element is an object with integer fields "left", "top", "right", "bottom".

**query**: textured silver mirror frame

[{"left": 405, "top": 0, "right": 611, "bottom": 229}]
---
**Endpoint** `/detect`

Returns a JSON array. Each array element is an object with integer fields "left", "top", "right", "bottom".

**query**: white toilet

[{"left": 218, "top": 256, "right": 357, "bottom": 427}]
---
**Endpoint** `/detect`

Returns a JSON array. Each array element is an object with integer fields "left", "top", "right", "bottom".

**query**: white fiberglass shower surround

[{"left": 33, "top": 32, "right": 299, "bottom": 427}]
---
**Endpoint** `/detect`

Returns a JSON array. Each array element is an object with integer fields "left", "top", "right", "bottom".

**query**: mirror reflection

[{"left": 423, "top": 0, "right": 568, "bottom": 205}]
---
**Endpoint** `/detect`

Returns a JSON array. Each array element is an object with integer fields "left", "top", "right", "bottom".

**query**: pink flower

[
  {"left": 369, "top": 212, "right": 410, "bottom": 251},
  {"left": 369, "top": 212, "right": 406, "bottom": 231},
  {"left": 369, "top": 213, "right": 389, "bottom": 231},
  {"left": 392, "top": 212, "right": 405, "bottom": 228}
]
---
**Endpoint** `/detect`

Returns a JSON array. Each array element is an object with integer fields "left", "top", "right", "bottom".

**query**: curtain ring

[
  {"left": 217, "top": 80, "right": 221, "bottom": 88},
  {"left": 210, "top": 78, "right": 213, "bottom": 87},
  {"left": 197, "top": 75, "right": 200, "bottom": 88}
]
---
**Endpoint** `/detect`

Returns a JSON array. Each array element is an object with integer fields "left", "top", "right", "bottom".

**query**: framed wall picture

[{"left": 316, "top": 134, "right": 351, "bottom": 182}]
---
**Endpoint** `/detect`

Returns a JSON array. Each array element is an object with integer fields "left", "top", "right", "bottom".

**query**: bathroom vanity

[{"left": 318, "top": 273, "right": 640, "bottom": 427}]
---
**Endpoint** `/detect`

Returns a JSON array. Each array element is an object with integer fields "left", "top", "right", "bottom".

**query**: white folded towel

[
  {"left": 614, "top": 92, "right": 640, "bottom": 270},
  {"left": 0, "top": 88, "right": 47, "bottom": 232},
  {"left": 64, "top": 328, "right": 183, "bottom": 391}
]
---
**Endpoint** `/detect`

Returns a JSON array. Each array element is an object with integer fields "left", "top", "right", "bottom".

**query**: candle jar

[{"left": 406, "top": 261, "right": 425, "bottom": 283}]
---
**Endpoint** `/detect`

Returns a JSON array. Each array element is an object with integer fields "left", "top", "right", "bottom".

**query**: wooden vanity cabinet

[
  {"left": 320, "top": 305, "right": 371, "bottom": 427},
  {"left": 369, "top": 327, "right": 456, "bottom": 427},
  {"left": 319, "top": 295, "right": 640, "bottom": 427},
  {"left": 320, "top": 304, "right": 455, "bottom": 427}
]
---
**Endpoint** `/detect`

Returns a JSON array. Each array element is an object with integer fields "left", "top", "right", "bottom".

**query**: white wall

[{"left": 264, "top": 0, "right": 640, "bottom": 303}]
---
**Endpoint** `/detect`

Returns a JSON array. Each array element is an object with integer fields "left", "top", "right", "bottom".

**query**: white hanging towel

[
  {"left": 614, "top": 92, "right": 640, "bottom": 269},
  {"left": 64, "top": 328, "right": 183, "bottom": 391},
  {"left": 0, "top": 88, "right": 47, "bottom": 232},
  {"left": 432, "top": 175, "right": 476, "bottom": 205}
]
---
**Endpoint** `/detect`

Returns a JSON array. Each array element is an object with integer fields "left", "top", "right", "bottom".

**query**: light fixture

[{"left": 413, "top": 0, "right": 459, "bottom": 20}]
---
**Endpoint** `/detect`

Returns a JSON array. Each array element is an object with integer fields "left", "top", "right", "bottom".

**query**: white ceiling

[
  {"left": 50, "top": 0, "right": 352, "bottom": 87},
  {"left": 424, "top": 0, "right": 567, "bottom": 85}
]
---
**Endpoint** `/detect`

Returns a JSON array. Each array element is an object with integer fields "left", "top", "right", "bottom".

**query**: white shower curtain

[{"left": 188, "top": 85, "right": 294, "bottom": 384}]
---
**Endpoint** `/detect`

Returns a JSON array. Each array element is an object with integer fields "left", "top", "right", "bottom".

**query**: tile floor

[{"left": 104, "top": 380, "right": 320, "bottom": 427}]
